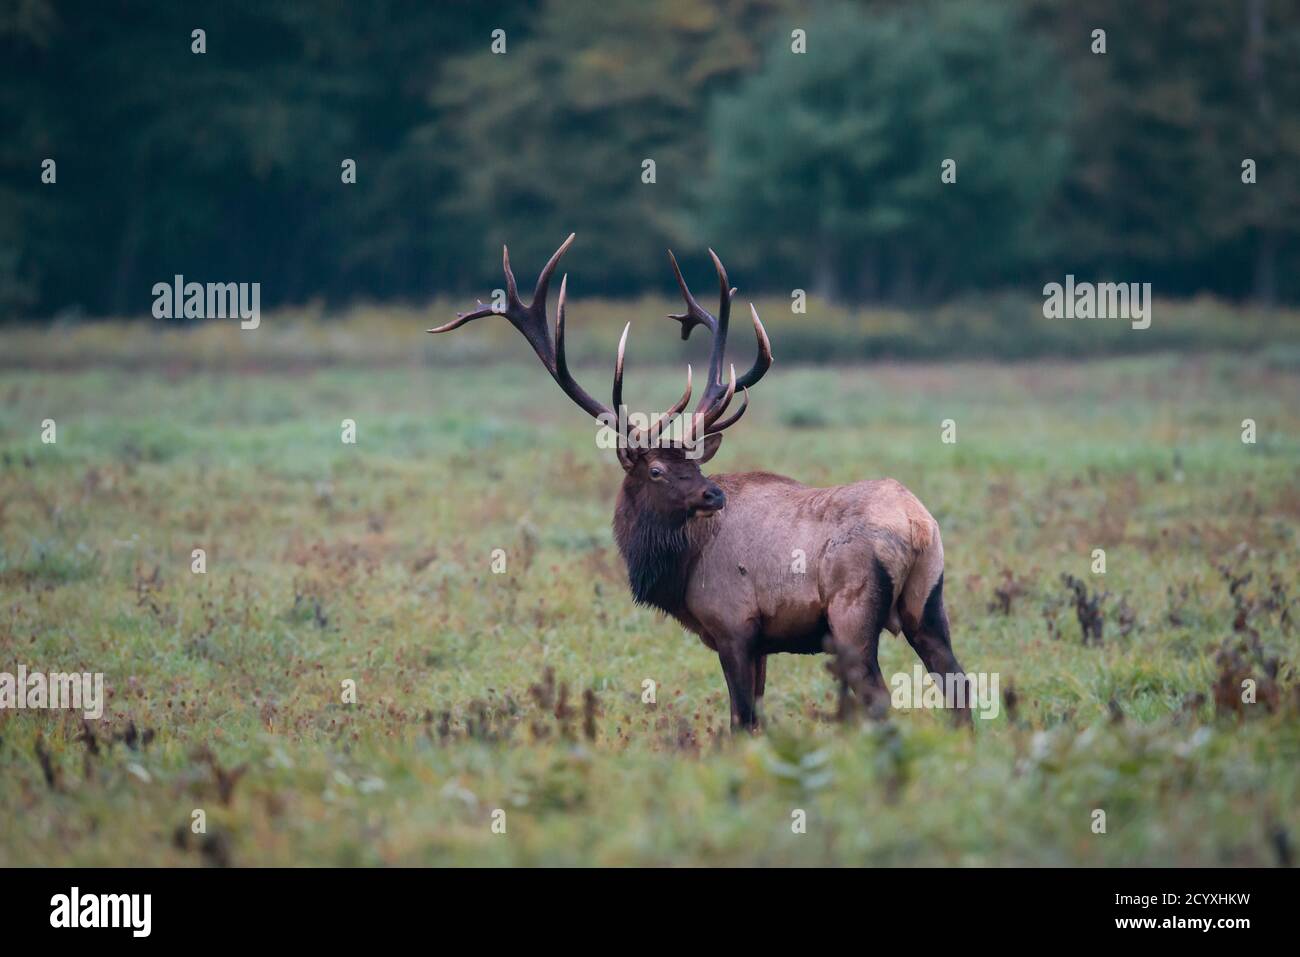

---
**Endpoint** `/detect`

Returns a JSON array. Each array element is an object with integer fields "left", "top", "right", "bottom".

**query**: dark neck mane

[{"left": 613, "top": 499, "right": 696, "bottom": 618}]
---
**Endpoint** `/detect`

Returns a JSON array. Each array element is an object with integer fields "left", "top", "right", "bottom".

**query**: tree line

[{"left": 2, "top": 0, "right": 1296, "bottom": 320}]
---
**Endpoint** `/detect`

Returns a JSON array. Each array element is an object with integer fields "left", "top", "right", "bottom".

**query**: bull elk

[{"left": 430, "top": 234, "right": 969, "bottom": 730}]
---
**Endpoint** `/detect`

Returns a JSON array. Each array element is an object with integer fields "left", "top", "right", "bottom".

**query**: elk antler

[
  {"left": 666, "top": 249, "right": 772, "bottom": 443},
  {"left": 429, "top": 234, "right": 691, "bottom": 453},
  {"left": 612, "top": 322, "right": 694, "bottom": 449}
]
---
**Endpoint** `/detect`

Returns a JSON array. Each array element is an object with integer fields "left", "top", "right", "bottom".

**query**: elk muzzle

[{"left": 689, "top": 482, "right": 726, "bottom": 517}]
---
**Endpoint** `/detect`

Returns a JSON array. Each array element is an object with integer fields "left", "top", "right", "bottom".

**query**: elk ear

[
  {"left": 616, "top": 445, "right": 636, "bottom": 472},
  {"left": 696, "top": 432, "right": 724, "bottom": 463}
]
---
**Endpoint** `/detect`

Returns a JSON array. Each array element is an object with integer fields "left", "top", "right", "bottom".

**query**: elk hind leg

[
  {"left": 901, "top": 572, "right": 971, "bottom": 725},
  {"left": 826, "top": 560, "right": 893, "bottom": 717}
]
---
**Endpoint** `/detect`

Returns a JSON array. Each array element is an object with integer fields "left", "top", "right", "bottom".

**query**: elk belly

[{"left": 752, "top": 588, "right": 831, "bottom": 654}]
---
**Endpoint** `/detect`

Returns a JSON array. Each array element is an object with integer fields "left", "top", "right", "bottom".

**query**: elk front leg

[
  {"left": 716, "top": 641, "right": 758, "bottom": 732},
  {"left": 753, "top": 654, "right": 767, "bottom": 725}
]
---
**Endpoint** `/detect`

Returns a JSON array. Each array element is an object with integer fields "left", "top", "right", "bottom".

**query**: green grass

[{"left": 0, "top": 316, "right": 1298, "bottom": 865}]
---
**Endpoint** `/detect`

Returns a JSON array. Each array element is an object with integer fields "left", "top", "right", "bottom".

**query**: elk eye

[{"left": 648, "top": 466, "right": 664, "bottom": 480}]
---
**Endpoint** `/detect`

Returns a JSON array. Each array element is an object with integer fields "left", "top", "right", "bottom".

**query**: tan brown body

[
  {"left": 615, "top": 467, "right": 964, "bottom": 728},
  {"left": 681, "top": 473, "right": 943, "bottom": 649}
]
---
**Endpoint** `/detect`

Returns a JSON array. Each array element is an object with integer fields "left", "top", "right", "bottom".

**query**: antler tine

[
  {"left": 532, "top": 232, "right": 575, "bottom": 314},
  {"left": 612, "top": 322, "right": 630, "bottom": 413},
  {"left": 701, "top": 248, "right": 734, "bottom": 398},
  {"left": 617, "top": 325, "right": 695, "bottom": 449},
  {"left": 551, "top": 272, "right": 617, "bottom": 420},
  {"left": 735, "top": 303, "right": 773, "bottom": 390},
  {"left": 554, "top": 273, "right": 574, "bottom": 375},
  {"left": 502, "top": 244, "right": 522, "bottom": 308},
  {"left": 427, "top": 308, "right": 490, "bottom": 333},
  {"left": 666, "top": 250, "right": 717, "bottom": 340},
  {"left": 668, "top": 249, "right": 738, "bottom": 417},
  {"left": 640, "top": 364, "right": 693, "bottom": 447},
  {"left": 685, "top": 363, "right": 737, "bottom": 446},
  {"left": 706, "top": 363, "right": 738, "bottom": 428},
  {"left": 706, "top": 386, "right": 749, "bottom": 434}
]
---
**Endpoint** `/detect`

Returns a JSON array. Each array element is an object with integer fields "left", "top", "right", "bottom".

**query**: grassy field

[{"left": 1, "top": 309, "right": 1298, "bottom": 866}]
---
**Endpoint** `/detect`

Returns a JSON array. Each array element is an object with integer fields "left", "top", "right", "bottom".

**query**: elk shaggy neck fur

[{"left": 613, "top": 490, "right": 717, "bottom": 617}]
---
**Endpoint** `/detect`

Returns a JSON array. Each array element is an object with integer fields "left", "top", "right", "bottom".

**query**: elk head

[{"left": 427, "top": 235, "right": 771, "bottom": 523}]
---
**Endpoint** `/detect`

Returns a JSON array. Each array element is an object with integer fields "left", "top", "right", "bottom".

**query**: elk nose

[{"left": 702, "top": 485, "right": 726, "bottom": 509}]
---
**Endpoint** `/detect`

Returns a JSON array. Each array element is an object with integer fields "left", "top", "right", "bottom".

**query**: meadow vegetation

[{"left": 1, "top": 309, "right": 1297, "bottom": 865}]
